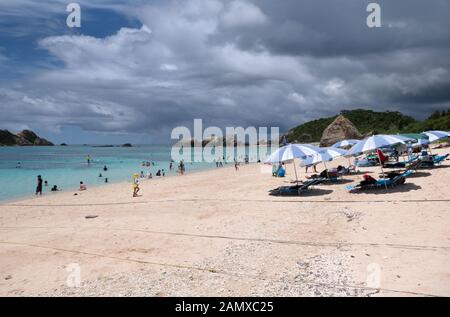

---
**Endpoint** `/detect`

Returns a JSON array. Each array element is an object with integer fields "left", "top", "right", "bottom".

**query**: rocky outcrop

[
  {"left": 0, "top": 129, "right": 54, "bottom": 146},
  {"left": 319, "top": 115, "right": 363, "bottom": 147}
]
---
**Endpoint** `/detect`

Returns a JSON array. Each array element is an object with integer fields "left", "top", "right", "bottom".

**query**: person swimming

[
  {"left": 51, "top": 185, "right": 60, "bottom": 192},
  {"left": 103, "top": 165, "right": 108, "bottom": 171}
]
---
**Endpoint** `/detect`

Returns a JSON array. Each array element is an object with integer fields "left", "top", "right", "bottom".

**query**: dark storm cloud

[{"left": 0, "top": 0, "right": 449, "bottom": 142}]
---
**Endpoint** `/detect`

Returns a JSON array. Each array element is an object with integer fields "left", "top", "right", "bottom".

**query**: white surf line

[
  {"left": 3, "top": 197, "right": 450, "bottom": 207},
  {"left": 1, "top": 226, "right": 449, "bottom": 252},
  {"left": 0, "top": 240, "right": 439, "bottom": 297}
]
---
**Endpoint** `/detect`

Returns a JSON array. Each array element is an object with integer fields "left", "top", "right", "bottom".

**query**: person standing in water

[{"left": 36, "top": 175, "right": 43, "bottom": 196}]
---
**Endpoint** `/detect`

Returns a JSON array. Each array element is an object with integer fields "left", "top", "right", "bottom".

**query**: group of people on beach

[{"left": 35, "top": 175, "right": 60, "bottom": 196}]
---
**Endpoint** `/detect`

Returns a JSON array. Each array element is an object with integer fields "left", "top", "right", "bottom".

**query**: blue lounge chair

[
  {"left": 433, "top": 154, "right": 449, "bottom": 165},
  {"left": 383, "top": 156, "right": 418, "bottom": 169},
  {"left": 269, "top": 179, "right": 323, "bottom": 196},
  {"left": 346, "top": 170, "right": 413, "bottom": 192}
]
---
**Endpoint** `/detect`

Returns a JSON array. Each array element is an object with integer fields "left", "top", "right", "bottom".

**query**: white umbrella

[
  {"left": 411, "top": 138, "right": 431, "bottom": 148},
  {"left": 265, "top": 144, "right": 324, "bottom": 182},
  {"left": 300, "top": 147, "right": 347, "bottom": 165},
  {"left": 347, "top": 134, "right": 414, "bottom": 189},
  {"left": 332, "top": 139, "right": 359, "bottom": 149},
  {"left": 347, "top": 134, "right": 413, "bottom": 156},
  {"left": 323, "top": 147, "right": 348, "bottom": 158},
  {"left": 424, "top": 131, "right": 449, "bottom": 143},
  {"left": 300, "top": 147, "right": 348, "bottom": 178}
]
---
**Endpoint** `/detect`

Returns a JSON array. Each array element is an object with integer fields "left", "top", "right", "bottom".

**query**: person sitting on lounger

[
  {"left": 308, "top": 169, "right": 329, "bottom": 179},
  {"left": 359, "top": 174, "right": 377, "bottom": 187}
]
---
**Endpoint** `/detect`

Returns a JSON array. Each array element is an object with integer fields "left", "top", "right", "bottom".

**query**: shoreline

[
  {"left": 1, "top": 150, "right": 449, "bottom": 296},
  {"left": 0, "top": 161, "right": 222, "bottom": 205}
]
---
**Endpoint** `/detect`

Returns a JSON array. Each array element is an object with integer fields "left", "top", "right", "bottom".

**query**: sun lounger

[
  {"left": 433, "top": 153, "right": 449, "bottom": 165},
  {"left": 269, "top": 179, "right": 323, "bottom": 196},
  {"left": 383, "top": 156, "right": 418, "bottom": 169},
  {"left": 345, "top": 171, "right": 413, "bottom": 192}
]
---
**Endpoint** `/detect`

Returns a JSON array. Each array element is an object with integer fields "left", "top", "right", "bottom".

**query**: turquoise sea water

[{"left": 0, "top": 145, "right": 219, "bottom": 202}]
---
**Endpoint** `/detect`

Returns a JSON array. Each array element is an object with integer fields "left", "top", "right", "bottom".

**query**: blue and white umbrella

[
  {"left": 424, "top": 131, "right": 449, "bottom": 143},
  {"left": 347, "top": 134, "right": 414, "bottom": 189},
  {"left": 265, "top": 144, "right": 324, "bottom": 182},
  {"left": 411, "top": 138, "right": 431, "bottom": 148},
  {"left": 347, "top": 134, "right": 414, "bottom": 156},
  {"left": 265, "top": 144, "right": 324, "bottom": 163},
  {"left": 332, "top": 139, "right": 360, "bottom": 149},
  {"left": 300, "top": 147, "right": 348, "bottom": 166}
]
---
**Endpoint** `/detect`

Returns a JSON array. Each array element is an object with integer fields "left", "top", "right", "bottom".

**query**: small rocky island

[{"left": 0, "top": 129, "right": 54, "bottom": 146}]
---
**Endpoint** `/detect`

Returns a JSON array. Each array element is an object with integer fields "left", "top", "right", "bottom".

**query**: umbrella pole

[
  {"left": 293, "top": 159, "right": 299, "bottom": 183},
  {"left": 377, "top": 150, "right": 388, "bottom": 190},
  {"left": 323, "top": 161, "right": 330, "bottom": 180}
]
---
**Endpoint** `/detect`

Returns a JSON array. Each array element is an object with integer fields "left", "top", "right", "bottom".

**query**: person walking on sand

[
  {"left": 235, "top": 160, "right": 239, "bottom": 171},
  {"left": 132, "top": 174, "right": 140, "bottom": 197},
  {"left": 36, "top": 175, "right": 43, "bottom": 196}
]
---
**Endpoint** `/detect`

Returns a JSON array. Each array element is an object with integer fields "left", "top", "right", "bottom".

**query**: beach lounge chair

[
  {"left": 433, "top": 153, "right": 449, "bottom": 165},
  {"left": 383, "top": 156, "right": 418, "bottom": 169},
  {"left": 269, "top": 179, "right": 323, "bottom": 196},
  {"left": 380, "top": 159, "right": 422, "bottom": 177},
  {"left": 345, "top": 171, "right": 413, "bottom": 192}
]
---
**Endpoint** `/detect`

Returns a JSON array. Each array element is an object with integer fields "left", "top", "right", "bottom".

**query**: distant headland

[{"left": 0, "top": 129, "right": 54, "bottom": 146}]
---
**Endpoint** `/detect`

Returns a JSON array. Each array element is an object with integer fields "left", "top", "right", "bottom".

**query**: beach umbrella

[
  {"left": 347, "top": 135, "right": 413, "bottom": 156},
  {"left": 399, "top": 133, "right": 429, "bottom": 141},
  {"left": 300, "top": 147, "right": 347, "bottom": 165},
  {"left": 347, "top": 135, "right": 414, "bottom": 189},
  {"left": 331, "top": 139, "right": 359, "bottom": 149},
  {"left": 411, "top": 138, "right": 431, "bottom": 148},
  {"left": 424, "top": 131, "right": 449, "bottom": 143},
  {"left": 322, "top": 147, "right": 348, "bottom": 158},
  {"left": 265, "top": 144, "right": 324, "bottom": 182},
  {"left": 300, "top": 147, "right": 348, "bottom": 179}
]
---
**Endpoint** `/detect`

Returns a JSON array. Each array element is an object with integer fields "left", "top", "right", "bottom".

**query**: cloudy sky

[{"left": 1, "top": 0, "right": 450, "bottom": 144}]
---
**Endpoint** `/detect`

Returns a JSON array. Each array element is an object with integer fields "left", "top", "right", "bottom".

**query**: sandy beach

[{"left": 0, "top": 149, "right": 449, "bottom": 297}]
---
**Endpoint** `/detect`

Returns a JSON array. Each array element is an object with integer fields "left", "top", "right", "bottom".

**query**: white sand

[{"left": 0, "top": 149, "right": 449, "bottom": 297}]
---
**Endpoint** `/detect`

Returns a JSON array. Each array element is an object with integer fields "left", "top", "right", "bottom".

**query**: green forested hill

[
  {"left": 286, "top": 109, "right": 417, "bottom": 142},
  {"left": 400, "top": 110, "right": 450, "bottom": 133}
]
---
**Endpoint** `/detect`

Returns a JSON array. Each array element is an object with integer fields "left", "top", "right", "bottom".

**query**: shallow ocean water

[{"left": 0, "top": 145, "right": 218, "bottom": 202}]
